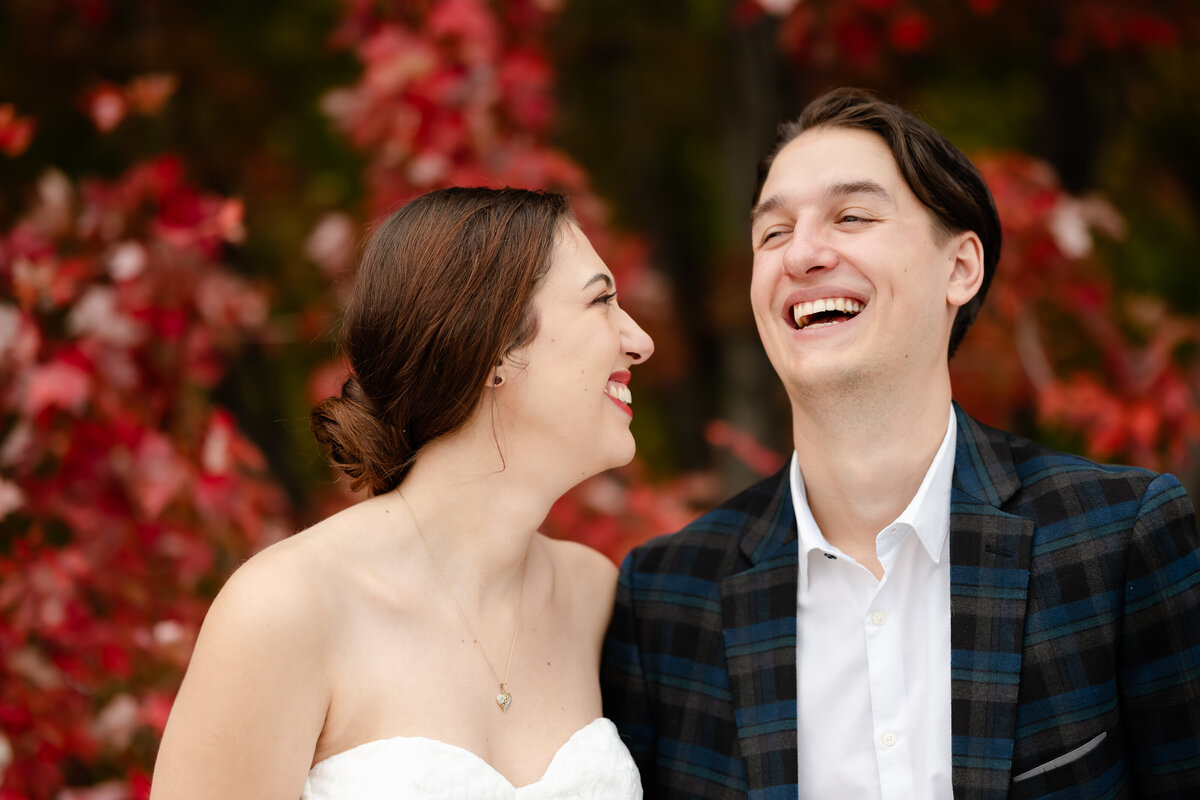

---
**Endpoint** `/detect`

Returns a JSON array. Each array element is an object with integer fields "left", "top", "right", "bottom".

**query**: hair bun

[
  {"left": 311, "top": 188, "right": 572, "bottom": 495},
  {"left": 310, "top": 376, "right": 409, "bottom": 495}
]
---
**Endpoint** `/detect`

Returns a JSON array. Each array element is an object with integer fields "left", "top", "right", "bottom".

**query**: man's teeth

[
  {"left": 792, "top": 297, "right": 865, "bottom": 329},
  {"left": 606, "top": 382, "right": 632, "bottom": 404}
]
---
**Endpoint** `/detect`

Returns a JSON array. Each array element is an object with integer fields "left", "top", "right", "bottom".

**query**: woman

[{"left": 150, "top": 187, "right": 653, "bottom": 798}]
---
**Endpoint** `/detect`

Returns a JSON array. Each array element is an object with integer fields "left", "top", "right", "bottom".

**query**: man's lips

[{"left": 783, "top": 294, "right": 867, "bottom": 330}]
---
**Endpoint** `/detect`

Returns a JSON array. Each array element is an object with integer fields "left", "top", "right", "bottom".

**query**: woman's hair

[
  {"left": 753, "top": 87, "right": 1002, "bottom": 359},
  {"left": 311, "top": 187, "right": 572, "bottom": 495}
]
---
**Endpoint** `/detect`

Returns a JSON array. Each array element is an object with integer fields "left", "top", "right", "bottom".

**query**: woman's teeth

[{"left": 605, "top": 382, "right": 632, "bottom": 404}]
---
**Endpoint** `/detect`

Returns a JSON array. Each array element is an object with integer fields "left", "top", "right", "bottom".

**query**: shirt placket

[{"left": 866, "top": 525, "right": 916, "bottom": 800}]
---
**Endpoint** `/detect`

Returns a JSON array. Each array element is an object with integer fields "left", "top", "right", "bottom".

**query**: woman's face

[{"left": 498, "top": 223, "right": 654, "bottom": 481}]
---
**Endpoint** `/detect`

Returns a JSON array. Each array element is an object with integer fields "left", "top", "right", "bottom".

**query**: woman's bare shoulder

[
  {"left": 150, "top": 510, "right": 377, "bottom": 799},
  {"left": 194, "top": 498, "right": 394, "bottom": 675},
  {"left": 541, "top": 536, "right": 618, "bottom": 625},
  {"left": 544, "top": 535, "right": 616, "bottom": 578}
]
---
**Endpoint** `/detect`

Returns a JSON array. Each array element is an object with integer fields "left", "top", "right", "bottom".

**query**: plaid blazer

[{"left": 602, "top": 404, "right": 1200, "bottom": 799}]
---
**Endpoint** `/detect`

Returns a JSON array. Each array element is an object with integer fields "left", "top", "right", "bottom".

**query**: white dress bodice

[{"left": 299, "top": 717, "right": 641, "bottom": 799}]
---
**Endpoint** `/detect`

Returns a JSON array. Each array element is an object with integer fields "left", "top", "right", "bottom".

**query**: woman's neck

[{"left": 390, "top": 435, "right": 557, "bottom": 607}]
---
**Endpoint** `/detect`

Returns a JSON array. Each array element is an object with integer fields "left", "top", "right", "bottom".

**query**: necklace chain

[{"left": 399, "top": 491, "right": 526, "bottom": 712}]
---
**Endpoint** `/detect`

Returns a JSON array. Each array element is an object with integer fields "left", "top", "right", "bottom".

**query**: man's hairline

[{"left": 753, "top": 120, "right": 973, "bottom": 249}]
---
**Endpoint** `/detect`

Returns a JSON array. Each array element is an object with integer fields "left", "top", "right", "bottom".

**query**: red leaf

[
  {"left": 890, "top": 12, "right": 931, "bottom": 52},
  {"left": 124, "top": 73, "right": 179, "bottom": 116},
  {"left": 81, "top": 84, "right": 127, "bottom": 133},
  {"left": 22, "top": 359, "right": 92, "bottom": 416},
  {"left": 0, "top": 104, "right": 36, "bottom": 157},
  {"left": 836, "top": 20, "right": 880, "bottom": 67}
]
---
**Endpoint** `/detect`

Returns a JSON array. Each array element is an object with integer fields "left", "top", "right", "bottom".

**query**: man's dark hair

[{"left": 754, "top": 87, "right": 1002, "bottom": 359}]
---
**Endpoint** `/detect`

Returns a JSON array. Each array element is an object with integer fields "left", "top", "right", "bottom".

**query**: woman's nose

[{"left": 620, "top": 308, "right": 654, "bottom": 363}]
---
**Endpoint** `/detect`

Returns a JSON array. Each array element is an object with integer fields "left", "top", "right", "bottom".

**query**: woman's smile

[{"left": 605, "top": 371, "right": 633, "bottom": 417}]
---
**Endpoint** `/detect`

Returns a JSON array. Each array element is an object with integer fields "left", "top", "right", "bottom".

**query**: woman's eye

[{"left": 595, "top": 291, "right": 618, "bottom": 305}]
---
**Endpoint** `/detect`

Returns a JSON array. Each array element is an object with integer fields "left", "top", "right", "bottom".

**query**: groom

[{"left": 601, "top": 87, "right": 1200, "bottom": 799}]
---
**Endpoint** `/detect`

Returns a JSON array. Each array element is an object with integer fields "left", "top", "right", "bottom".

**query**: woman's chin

[
  {"left": 607, "top": 438, "right": 638, "bottom": 470},
  {"left": 582, "top": 440, "right": 637, "bottom": 479}
]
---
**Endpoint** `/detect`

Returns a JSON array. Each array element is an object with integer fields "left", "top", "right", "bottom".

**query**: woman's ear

[
  {"left": 946, "top": 231, "right": 984, "bottom": 309},
  {"left": 487, "top": 359, "right": 508, "bottom": 389}
]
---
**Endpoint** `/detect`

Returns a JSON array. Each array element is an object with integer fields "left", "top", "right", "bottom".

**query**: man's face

[{"left": 749, "top": 126, "right": 979, "bottom": 405}]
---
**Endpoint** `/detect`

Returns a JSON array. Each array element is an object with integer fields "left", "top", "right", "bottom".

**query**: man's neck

[{"left": 791, "top": 383, "right": 953, "bottom": 574}]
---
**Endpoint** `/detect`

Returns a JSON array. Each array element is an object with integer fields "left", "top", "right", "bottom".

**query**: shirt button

[
  {"left": 881, "top": 731, "right": 898, "bottom": 747},
  {"left": 871, "top": 610, "right": 887, "bottom": 626}
]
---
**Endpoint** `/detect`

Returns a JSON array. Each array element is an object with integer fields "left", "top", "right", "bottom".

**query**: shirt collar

[{"left": 791, "top": 407, "right": 957, "bottom": 591}]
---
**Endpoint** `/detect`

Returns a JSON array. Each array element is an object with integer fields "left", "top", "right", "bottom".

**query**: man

[{"left": 601, "top": 87, "right": 1200, "bottom": 799}]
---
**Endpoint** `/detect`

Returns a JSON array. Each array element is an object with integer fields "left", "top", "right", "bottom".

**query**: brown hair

[
  {"left": 311, "top": 187, "right": 572, "bottom": 495},
  {"left": 754, "top": 87, "right": 1002, "bottom": 359}
]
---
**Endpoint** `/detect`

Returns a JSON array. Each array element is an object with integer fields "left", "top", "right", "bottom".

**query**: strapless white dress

[{"left": 299, "top": 717, "right": 641, "bottom": 799}]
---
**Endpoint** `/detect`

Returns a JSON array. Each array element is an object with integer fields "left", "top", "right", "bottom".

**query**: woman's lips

[{"left": 605, "top": 372, "right": 632, "bottom": 416}]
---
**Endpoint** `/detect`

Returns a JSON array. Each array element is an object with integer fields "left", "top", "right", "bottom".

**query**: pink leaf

[
  {"left": 22, "top": 360, "right": 91, "bottom": 416},
  {"left": 81, "top": 84, "right": 127, "bottom": 133}
]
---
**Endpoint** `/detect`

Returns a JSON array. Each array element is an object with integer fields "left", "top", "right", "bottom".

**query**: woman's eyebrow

[{"left": 582, "top": 273, "right": 613, "bottom": 290}]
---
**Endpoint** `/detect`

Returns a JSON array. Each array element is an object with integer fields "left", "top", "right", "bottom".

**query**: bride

[{"left": 150, "top": 187, "right": 653, "bottom": 798}]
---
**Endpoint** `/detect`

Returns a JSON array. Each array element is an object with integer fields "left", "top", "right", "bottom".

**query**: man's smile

[{"left": 790, "top": 297, "right": 866, "bottom": 330}]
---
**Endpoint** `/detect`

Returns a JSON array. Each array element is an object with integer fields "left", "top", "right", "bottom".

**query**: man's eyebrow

[
  {"left": 583, "top": 273, "right": 613, "bottom": 290},
  {"left": 750, "top": 180, "right": 895, "bottom": 227},
  {"left": 750, "top": 196, "right": 783, "bottom": 228},
  {"left": 825, "top": 179, "right": 893, "bottom": 204}
]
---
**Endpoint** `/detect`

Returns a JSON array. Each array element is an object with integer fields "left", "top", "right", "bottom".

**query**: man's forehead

[
  {"left": 768, "top": 127, "right": 899, "bottom": 183},
  {"left": 754, "top": 130, "right": 907, "bottom": 215}
]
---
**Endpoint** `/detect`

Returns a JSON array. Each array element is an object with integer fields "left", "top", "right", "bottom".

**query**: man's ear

[{"left": 946, "top": 231, "right": 984, "bottom": 310}]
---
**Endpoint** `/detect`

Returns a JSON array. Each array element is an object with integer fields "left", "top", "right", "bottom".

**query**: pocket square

[{"left": 1011, "top": 731, "right": 1108, "bottom": 783}]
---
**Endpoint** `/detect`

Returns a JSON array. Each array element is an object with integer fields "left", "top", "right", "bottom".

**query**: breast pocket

[{"left": 1010, "top": 730, "right": 1129, "bottom": 799}]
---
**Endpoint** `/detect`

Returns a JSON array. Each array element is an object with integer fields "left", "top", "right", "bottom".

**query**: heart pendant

[{"left": 496, "top": 690, "right": 512, "bottom": 712}]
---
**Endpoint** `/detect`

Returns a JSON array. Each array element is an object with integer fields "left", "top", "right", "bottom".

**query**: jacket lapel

[
  {"left": 720, "top": 469, "right": 800, "bottom": 798},
  {"left": 949, "top": 405, "right": 1036, "bottom": 798}
]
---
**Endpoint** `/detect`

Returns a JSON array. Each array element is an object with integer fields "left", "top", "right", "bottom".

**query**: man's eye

[{"left": 761, "top": 229, "right": 788, "bottom": 245}]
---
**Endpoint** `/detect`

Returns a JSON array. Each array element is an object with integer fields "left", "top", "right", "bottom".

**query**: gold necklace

[{"left": 399, "top": 492, "right": 526, "bottom": 712}]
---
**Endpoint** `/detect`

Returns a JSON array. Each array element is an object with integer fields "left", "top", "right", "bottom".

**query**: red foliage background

[
  {"left": 0, "top": 0, "right": 1197, "bottom": 797},
  {"left": 0, "top": 157, "right": 290, "bottom": 797}
]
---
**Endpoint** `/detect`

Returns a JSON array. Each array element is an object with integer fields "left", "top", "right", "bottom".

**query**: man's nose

[{"left": 782, "top": 230, "right": 840, "bottom": 277}]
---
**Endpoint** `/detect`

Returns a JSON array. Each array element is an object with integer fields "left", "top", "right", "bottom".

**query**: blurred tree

[
  {"left": 552, "top": 0, "right": 1200, "bottom": 501},
  {"left": 0, "top": 1, "right": 359, "bottom": 795},
  {"left": 1, "top": 0, "right": 1197, "bottom": 796},
  {"left": 0, "top": 0, "right": 364, "bottom": 515}
]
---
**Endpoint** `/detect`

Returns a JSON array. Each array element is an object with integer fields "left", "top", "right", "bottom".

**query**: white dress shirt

[{"left": 793, "top": 408, "right": 955, "bottom": 800}]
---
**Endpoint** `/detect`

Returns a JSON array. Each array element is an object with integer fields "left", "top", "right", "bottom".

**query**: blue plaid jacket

[{"left": 602, "top": 405, "right": 1200, "bottom": 798}]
